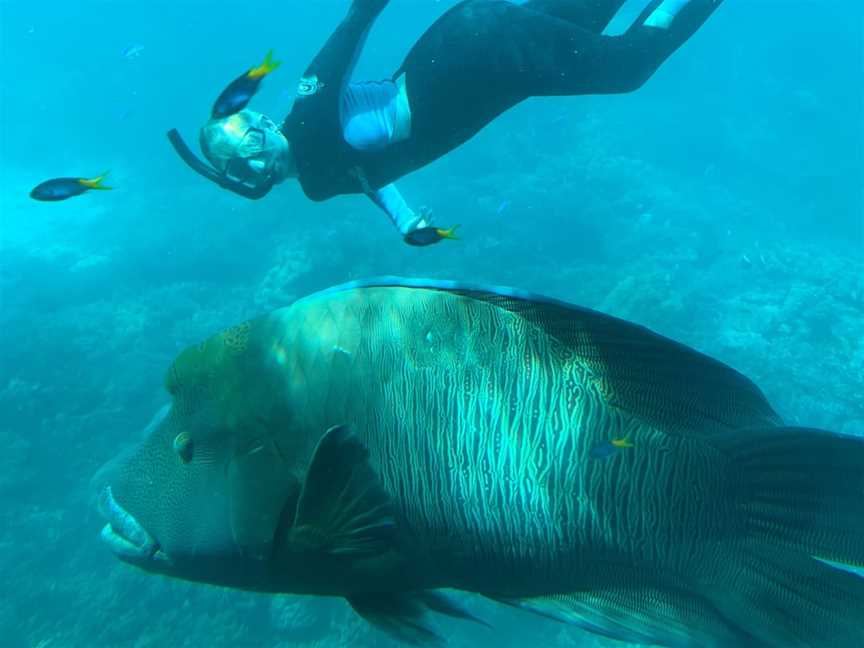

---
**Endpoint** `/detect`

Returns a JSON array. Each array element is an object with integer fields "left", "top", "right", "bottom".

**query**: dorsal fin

[{"left": 312, "top": 278, "right": 782, "bottom": 436}]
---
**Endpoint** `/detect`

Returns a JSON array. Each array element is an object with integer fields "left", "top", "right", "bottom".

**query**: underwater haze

[{"left": 1, "top": 1, "right": 863, "bottom": 647}]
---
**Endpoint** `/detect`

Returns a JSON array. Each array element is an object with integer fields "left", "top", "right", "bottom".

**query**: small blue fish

[
  {"left": 30, "top": 172, "right": 111, "bottom": 202},
  {"left": 212, "top": 50, "right": 281, "bottom": 119},
  {"left": 589, "top": 438, "right": 634, "bottom": 460},
  {"left": 496, "top": 200, "right": 510, "bottom": 216},
  {"left": 121, "top": 43, "right": 144, "bottom": 59}
]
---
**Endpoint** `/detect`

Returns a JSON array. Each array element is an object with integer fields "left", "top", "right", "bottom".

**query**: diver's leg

[
  {"left": 520, "top": 0, "right": 629, "bottom": 33},
  {"left": 529, "top": 0, "right": 725, "bottom": 96},
  {"left": 394, "top": 0, "right": 722, "bottom": 150}
]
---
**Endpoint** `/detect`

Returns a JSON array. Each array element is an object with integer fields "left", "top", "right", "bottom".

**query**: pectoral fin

[
  {"left": 347, "top": 590, "right": 490, "bottom": 646},
  {"left": 290, "top": 424, "right": 396, "bottom": 557}
]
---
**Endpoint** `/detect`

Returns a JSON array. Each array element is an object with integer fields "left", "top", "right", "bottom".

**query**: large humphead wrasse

[{"left": 93, "top": 278, "right": 864, "bottom": 647}]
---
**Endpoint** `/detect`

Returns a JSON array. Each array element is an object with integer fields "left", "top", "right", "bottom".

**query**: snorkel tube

[{"left": 167, "top": 129, "right": 274, "bottom": 200}]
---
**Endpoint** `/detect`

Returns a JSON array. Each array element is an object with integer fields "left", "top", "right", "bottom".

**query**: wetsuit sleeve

[
  {"left": 367, "top": 184, "right": 421, "bottom": 235},
  {"left": 299, "top": 0, "right": 389, "bottom": 98},
  {"left": 280, "top": 0, "right": 392, "bottom": 201}
]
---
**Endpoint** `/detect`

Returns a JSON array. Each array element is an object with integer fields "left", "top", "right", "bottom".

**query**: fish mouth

[{"left": 98, "top": 486, "right": 170, "bottom": 565}]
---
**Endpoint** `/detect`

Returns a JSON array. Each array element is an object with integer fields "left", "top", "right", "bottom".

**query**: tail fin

[
  {"left": 435, "top": 224, "right": 460, "bottom": 241},
  {"left": 708, "top": 426, "right": 864, "bottom": 646},
  {"left": 248, "top": 49, "right": 281, "bottom": 79},
  {"left": 80, "top": 170, "right": 111, "bottom": 191},
  {"left": 718, "top": 426, "right": 864, "bottom": 568}
]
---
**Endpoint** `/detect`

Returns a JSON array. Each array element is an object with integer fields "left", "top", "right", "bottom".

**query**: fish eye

[{"left": 173, "top": 431, "right": 194, "bottom": 464}]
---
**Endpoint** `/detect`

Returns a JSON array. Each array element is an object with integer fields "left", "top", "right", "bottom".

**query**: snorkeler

[{"left": 169, "top": 0, "right": 724, "bottom": 246}]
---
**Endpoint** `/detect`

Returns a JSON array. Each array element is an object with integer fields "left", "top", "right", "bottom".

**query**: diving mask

[
  {"left": 165, "top": 110, "right": 288, "bottom": 198},
  {"left": 202, "top": 110, "right": 288, "bottom": 186},
  {"left": 222, "top": 126, "right": 276, "bottom": 183}
]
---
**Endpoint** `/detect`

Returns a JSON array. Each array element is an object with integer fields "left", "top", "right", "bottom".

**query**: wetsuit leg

[
  {"left": 520, "top": 0, "right": 629, "bottom": 33},
  {"left": 393, "top": 0, "right": 722, "bottom": 158},
  {"left": 527, "top": 0, "right": 726, "bottom": 95}
]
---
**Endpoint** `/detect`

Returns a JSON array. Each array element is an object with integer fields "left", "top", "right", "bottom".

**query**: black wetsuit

[{"left": 282, "top": 0, "right": 723, "bottom": 203}]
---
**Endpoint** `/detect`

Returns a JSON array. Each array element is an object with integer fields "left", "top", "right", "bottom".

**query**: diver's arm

[
  {"left": 368, "top": 184, "right": 427, "bottom": 236},
  {"left": 301, "top": 0, "right": 389, "bottom": 95},
  {"left": 367, "top": 185, "right": 457, "bottom": 247}
]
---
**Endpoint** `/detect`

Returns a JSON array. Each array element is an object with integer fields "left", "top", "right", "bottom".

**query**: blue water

[{"left": 1, "top": 1, "right": 862, "bottom": 646}]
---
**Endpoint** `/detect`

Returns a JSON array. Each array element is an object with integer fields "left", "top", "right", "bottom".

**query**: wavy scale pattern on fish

[{"left": 292, "top": 287, "right": 734, "bottom": 592}]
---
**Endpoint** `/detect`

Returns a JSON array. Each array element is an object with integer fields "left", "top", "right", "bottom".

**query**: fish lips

[{"left": 97, "top": 486, "right": 171, "bottom": 567}]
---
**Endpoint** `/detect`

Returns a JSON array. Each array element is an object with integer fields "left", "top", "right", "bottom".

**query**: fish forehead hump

[{"left": 163, "top": 312, "right": 305, "bottom": 446}]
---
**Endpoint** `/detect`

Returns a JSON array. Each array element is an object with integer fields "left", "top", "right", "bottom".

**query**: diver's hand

[{"left": 414, "top": 205, "right": 433, "bottom": 230}]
